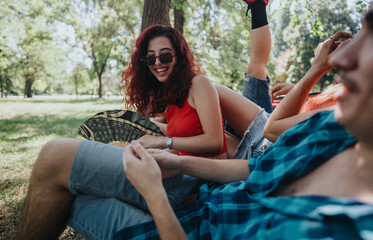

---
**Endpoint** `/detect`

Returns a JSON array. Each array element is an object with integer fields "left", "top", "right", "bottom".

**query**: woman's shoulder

[
  {"left": 189, "top": 74, "right": 216, "bottom": 105},
  {"left": 190, "top": 74, "right": 213, "bottom": 88}
]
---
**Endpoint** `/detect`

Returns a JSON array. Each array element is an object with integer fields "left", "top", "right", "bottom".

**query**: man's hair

[{"left": 121, "top": 25, "right": 200, "bottom": 116}]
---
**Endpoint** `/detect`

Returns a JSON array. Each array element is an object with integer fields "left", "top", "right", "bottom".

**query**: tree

[
  {"left": 182, "top": 0, "right": 251, "bottom": 90},
  {"left": 171, "top": 0, "right": 188, "bottom": 34},
  {"left": 61, "top": 0, "right": 142, "bottom": 98},
  {"left": 70, "top": 64, "right": 89, "bottom": 97},
  {"left": 0, "top": 0, "right": 51, "bottom": 97},
  {"left": 0, "top": 70, "right": 13, "bottom": 98},
  {"left": 0, "top": 1, "right": 15, "bottom": 98},
  {"left": 0, "top": 44, "right": 14, "bottom": 98},
  {"left": 280, "top": 0, "right": 359, "bottom": 90},
  {"left": 271, "top": 6, "right": 291, "bottom": 57},
  {"left": 0, "top": 0, "right": 365, "bottom": 98},
  {"left": 141, "top": 0, "right": 171, "bottom": 31}
]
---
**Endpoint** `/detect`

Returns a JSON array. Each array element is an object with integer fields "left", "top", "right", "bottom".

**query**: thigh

[
  {"left": 69, "top": 140, "right": 200, "bottom": 210},
  {"left": 68, "top": 195, "right": 153, "bottom": 240},
  {"left": 69, "top": 140, "right": 148, "bottom": 209},
  {"left": 216, "top": 84, "right": 260, "bottom": 137},
  {"left": 232, "top": 109, "right": 272, "bottom": 159}
]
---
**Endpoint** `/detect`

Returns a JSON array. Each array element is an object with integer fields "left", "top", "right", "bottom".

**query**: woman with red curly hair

[{"left": 121, "top": 25, "right": 227, "bottom": 158}]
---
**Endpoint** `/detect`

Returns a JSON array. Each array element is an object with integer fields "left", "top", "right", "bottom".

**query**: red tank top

[{"left": 165, "top": 98, "right": 227, "bottom": 157}]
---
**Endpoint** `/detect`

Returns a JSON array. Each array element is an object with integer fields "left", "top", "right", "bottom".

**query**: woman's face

[{"left": 146, "top": 36, "right": 176, "bottom": 83}]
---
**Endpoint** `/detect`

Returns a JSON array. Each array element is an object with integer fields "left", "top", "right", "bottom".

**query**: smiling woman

[
  {"left": 145, "top": 37, "right": 177, "bottom": 83},
  {"left": 120, "top": 24, "right": 227, "bottom": 158}
]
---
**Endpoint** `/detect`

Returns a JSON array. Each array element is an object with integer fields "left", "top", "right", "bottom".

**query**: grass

[{"left": 0, "top": 96, "right": 124, "bottom": 240}]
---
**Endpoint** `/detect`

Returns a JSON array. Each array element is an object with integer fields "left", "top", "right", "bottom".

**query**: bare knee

[
  {"left": 246, "top": 64, "right": 266, "bottom": 80},
  {"left": 32, "top": 138, "right": 81, "bottom": 188}
]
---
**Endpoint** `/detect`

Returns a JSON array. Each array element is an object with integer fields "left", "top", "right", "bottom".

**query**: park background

[{"left": 0, "top": 0, "right": 370, "bottom": 239}]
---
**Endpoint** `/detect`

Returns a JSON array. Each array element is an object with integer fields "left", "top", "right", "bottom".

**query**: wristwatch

[{"left": 166, "top": 137, "right": 173, "bottom": 149}]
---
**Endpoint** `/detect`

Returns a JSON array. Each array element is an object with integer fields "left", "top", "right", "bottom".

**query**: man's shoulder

[
  {"left": 285, "top": 111, "right": 343, "bottom": 138},
  {"left": 246, "top": 111, "right": 356, "bottom": 194}
]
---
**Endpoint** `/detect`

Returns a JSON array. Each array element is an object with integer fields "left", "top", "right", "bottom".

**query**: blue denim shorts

[
  {"left": 243, "top": 73, "right": 273, "bottom": 113},
  {"left": 231, "top": 109, "right": 273, "bottom": 159},
  {"left": 67, "top": 140, "right": 200, "bottom": 240}
]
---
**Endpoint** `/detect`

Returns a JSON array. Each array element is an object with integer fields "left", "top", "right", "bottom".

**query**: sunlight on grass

[{"left": 0, "top": 96, "right": 124, "bottom": 240}]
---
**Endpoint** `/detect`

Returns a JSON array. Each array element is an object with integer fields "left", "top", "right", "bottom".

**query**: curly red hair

[{"left": 121, "top": 25, "right": 200, "bottom": 116}]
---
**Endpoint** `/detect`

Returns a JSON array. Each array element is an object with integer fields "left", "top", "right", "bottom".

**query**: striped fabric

[{"left": 115, "top": 111, "right": 373, "bottom": 240}]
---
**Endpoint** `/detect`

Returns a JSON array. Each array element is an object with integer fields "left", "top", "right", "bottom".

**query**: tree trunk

[
  {"left": 74, "top": 76, "right": 79, "bottom": 98},
  {"left": 174, "top": 1, "right": 185, "bottom": 34},
  {"left": 25, "top": 78, "right": 33, "bottom": 98},
  {"left": 0, "top": 77, "right": 3, "bottom": 98},
  {"left": 141, "top": 0, "right": 171, "bottom": 31},
  {"left": 98, "top": 74, "right": 103, "bottom": 98}
]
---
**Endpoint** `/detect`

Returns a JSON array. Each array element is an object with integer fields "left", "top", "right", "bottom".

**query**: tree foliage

[
  {"left": 271, "top": 0, "right": 360, "bottom": 90},
  {"left": 60, "top": 0, "right": 142, "bottom": 97},
  {"left": 0, "top": 0, "right": 365, "bottom": 98}
]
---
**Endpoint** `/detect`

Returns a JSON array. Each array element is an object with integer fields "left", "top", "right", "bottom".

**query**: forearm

[
  {"left": 179, "top": 156, "right": 249, "bottom": 183},
  {"left": 171, "top": 133, "right": 224, "bottom": 153},
  {"left": 264, "top": 66, "right": 326, "bottom": 141},
  {"left": 145, "top": 189, "right": 188, "bottom": 240},
  {"left": 151, "top": 133, "right": 224, "bottom": 153},
  {"left": 123, "top": 142, "right": 188, "bottom": 240},
  {"left": 272, "top": 66, "right": 325, "bottom": 119}
]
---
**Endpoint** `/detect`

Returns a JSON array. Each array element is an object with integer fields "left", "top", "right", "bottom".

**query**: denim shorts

[
  {"left": 67, "top": 140, "right": 200, "bottom": 240},
  {"left": 225, "top": 73, "right": 273, "bottom": 139},
  {"left": 231, "top": 108, "right": 273, "bottom": 159},
  {"left": 243, "top": 73, "right": 273, "bottom": 113}
]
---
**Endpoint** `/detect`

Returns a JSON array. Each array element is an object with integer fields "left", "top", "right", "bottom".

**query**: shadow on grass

[
  {"left": 0, "top": 177, "right": 28, "bottom": 193},
  {"left": 0, "top": 114, "right": 90, "bottom": 142},
  {"left": 0, "top": 197, "right": 24, "bottom": 240},
  {"left": 0, "top": 198, "right": 84, "bottom": 240}
]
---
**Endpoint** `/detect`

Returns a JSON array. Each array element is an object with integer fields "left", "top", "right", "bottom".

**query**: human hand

[
  {"left": 147, "top": 149, "right": 181, "bottom": 178},
  {"left": 123, "top": 141, "right": 163, "bottom": 199},
  {"left": 269, "top": 83, "right": 295, "bottom": 99},
  {"left": 138, "top": 135, "right": 165, "bottom": 149},
  {"left": 149, "top": 116, "right": 165, "bottom": 124},
  {"left": 148, "top": 118, "right": 168, "bottom": 135},
  {"left": 312, "top": 31, "right": 353, "bottom": 74}
]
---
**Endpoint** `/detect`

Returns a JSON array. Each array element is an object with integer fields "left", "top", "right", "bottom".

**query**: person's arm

[
  {"left": 139, "top": 75, "right": 225, "bottom": 154},
  {"left": 123, "top": 141, "right": 187, "bottom": 240},
  {"left": 149, "top": 116, "right": 167, "bottom": 135},
  {"left": 263, "top": 31, "right": 353, "bottom": 143},
  {"left": 148, "top": 148, "right": 250, "bottom": 183}
]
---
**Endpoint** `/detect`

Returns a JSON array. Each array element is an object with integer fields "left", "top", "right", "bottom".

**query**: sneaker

[{"left": 243, "top": 0, "right": 269, "bottom": 17}]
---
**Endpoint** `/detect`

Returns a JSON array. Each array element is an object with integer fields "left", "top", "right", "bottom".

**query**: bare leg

[
  {"left": 245, "top": 0, "right": 271, "bottom": 80},
  {"left": 16, "top": 138, "right": 81, "bottom": 240},
  {"left": 216, "top": 84, "right": 260, "bottom": 137},
  {"left": 246, "top": 24, "right": 271, "bottom": 80},
  {"left": 225, "top": 131, "right": 241, "bottom": 158},
  {"left": 243, "top": 1, "right": 273, "bottom": 113}
]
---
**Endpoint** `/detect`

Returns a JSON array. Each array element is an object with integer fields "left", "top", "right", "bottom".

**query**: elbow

[
  {"left": 209, "top": 137, "right": 224, "bottom": 153},
  {"left": 263, "top": 125, "right": 278, "bottom": 143}
]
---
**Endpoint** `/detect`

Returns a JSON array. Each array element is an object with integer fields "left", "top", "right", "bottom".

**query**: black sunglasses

[{"left": 141, "top": 52, "right": 175, "bottom": 66}]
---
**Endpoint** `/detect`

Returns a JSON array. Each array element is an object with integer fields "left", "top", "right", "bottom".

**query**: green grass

[{"left": 0, "top": 96, "right": 124, "bottom": 240}]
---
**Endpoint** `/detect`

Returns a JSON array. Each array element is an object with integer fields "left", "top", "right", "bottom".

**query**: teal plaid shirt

[{"left": 116, "top": 111, "right": 373, "bottom": 240}]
